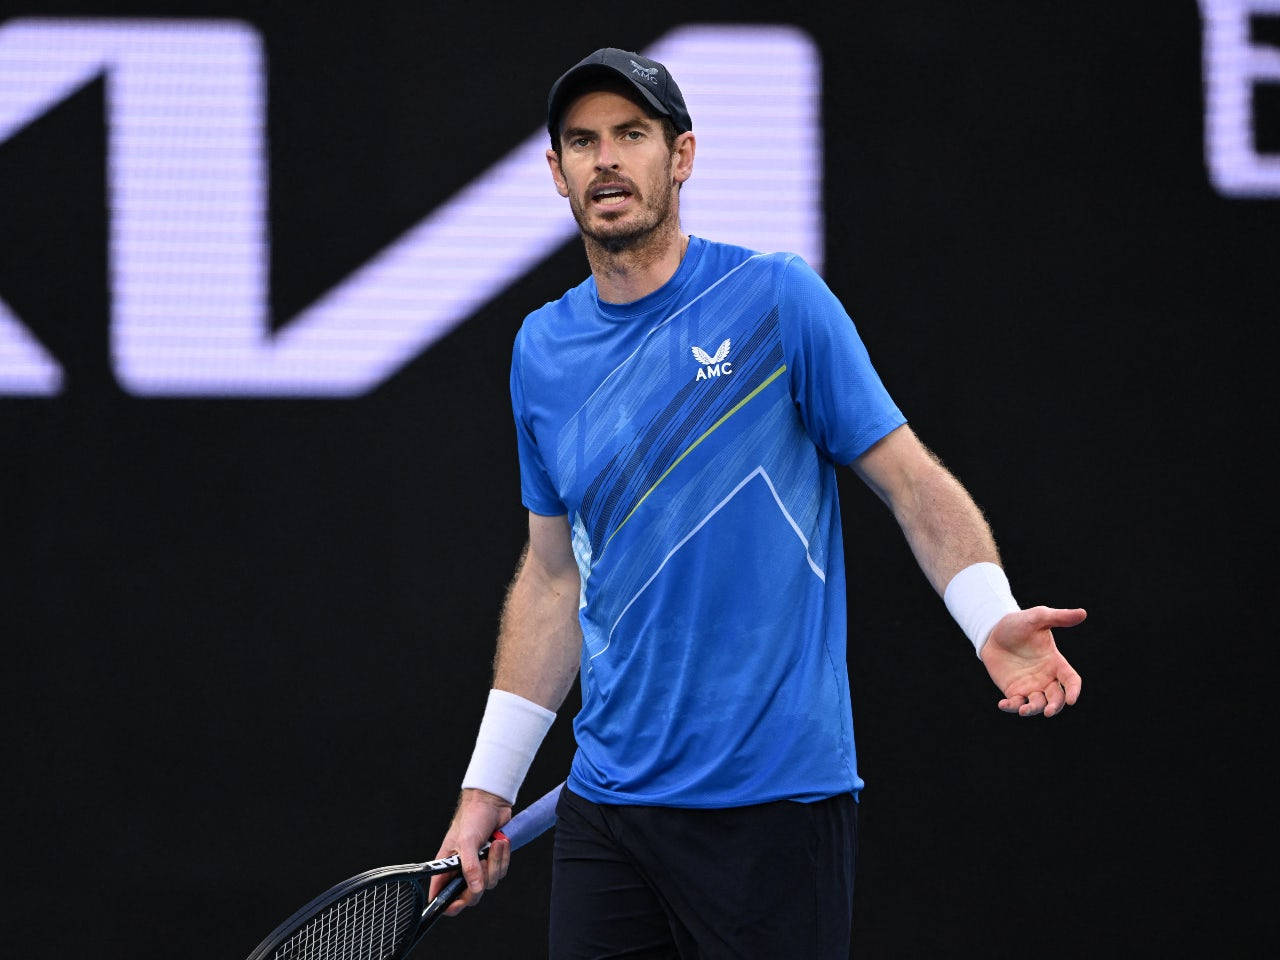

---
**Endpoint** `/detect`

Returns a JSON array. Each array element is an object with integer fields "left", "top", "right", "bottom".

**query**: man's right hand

[{"left": 427, "top": 788, "right": 513, "bottom": 918}]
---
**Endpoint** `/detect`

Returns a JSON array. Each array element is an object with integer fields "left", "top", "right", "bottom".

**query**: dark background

[{"left": 1, "top": 2, "right": 1273, "bottom": 957}]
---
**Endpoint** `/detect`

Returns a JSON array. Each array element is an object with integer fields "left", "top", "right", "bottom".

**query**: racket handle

[
  {"left": 418, "top": 782, "right": 565, "bottom": 936},
  {"left": 495, "top": 781, "right": 564, "bottom": 851}
]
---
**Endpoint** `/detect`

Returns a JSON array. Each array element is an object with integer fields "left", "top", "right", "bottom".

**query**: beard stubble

[{"left": 568, "top": 157, "right": 677, "bottom": 256}]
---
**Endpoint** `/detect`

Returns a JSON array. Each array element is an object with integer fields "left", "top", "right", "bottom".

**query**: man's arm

[
  {"left": 428, "top": 511, "right": 581, "bottom": 916},
  {"left": 851, "top": 424, "right": 1085, "bottom": 717},
  {"left": 492, "top": 512, "right": 583, "bottom": 708}
]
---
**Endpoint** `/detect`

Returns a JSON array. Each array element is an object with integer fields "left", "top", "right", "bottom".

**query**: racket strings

[{"left": 272, "top": 880, "right": 421, "bottom": 960}]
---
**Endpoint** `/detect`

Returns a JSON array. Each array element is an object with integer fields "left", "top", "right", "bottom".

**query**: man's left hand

[{"left": 981, "top": 606, "right": 1086, "bottom": 717}]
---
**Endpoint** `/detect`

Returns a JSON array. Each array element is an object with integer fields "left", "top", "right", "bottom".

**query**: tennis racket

[{"left": 245, "top": 781, "right": 564, "bottom": 960}]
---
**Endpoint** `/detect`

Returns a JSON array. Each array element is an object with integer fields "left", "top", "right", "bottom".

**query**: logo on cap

[{"left": 629, "top": 59, "right": 660, "bottom": 84}]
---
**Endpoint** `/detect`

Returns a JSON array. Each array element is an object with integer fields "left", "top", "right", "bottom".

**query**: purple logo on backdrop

[
  {"left": 0, "top": 20, "right": 823, "bottom": 397},
  {"left": 1199, "top": 0, "right": 1280, "bottom": 197}
]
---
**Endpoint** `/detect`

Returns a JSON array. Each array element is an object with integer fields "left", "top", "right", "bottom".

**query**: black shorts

[{"left": 548, "top": 785, "right": 858, "bottom": 959}]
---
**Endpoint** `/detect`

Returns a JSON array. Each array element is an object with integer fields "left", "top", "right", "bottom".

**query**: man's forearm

[
  {"left": 491, "top": 539, "right": 582, "bottom": 711},
  {"left": 890, "top": 460, "right": 1001, "bottom": 596},
  {"left": 854, "top": 428, "right": 1022, "bottom": 657},
  {"left": 458, "top": 524, "right": 581, "bottom": 805},
  {"left": 853, "top": 428, "right": 1003, "bottom": 598}
]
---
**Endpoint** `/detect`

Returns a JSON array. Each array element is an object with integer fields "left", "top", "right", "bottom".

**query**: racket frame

[
  {"left": 244, "top": 782, "right": 562, "bottom": 960},
  {"left": 244, "top": 846, "right": 492, "bottom": 960}
]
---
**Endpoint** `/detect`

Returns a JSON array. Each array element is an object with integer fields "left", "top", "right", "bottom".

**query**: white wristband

[
  {"left": 944, "top": 562, "right": 1020, "bottom": 657},
  {"left": 461, "top": 688, "right": 555, "bottom": 805}
]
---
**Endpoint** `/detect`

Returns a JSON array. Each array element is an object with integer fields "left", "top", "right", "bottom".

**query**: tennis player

[{"left": 430, "top": 47, "right": 1085, "bottom": 958}]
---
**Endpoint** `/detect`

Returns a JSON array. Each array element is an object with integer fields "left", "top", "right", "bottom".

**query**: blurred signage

[
  {"left": 1201, "top": 0, "right": 1280, "bottom": 197},
  {"left": 0, "top": 20, "right": 823, "bottom": 396}
]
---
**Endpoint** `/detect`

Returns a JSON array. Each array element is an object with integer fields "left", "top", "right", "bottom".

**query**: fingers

[
  {"left": 998, "top": 693, "right": 1026, "bottom": 714},
  {"left": 430, "top": 790, "right": 513, "bottom": 917},
  {"left": 1030, "top": 606, "right": 1088, "bottom": 629},
  {"left": 1000, "top": 674, "right": 1080, "bottom": 717},
  {"left": 427, "top": 869, "right": 448, "bottom": 903},
  {"left": 1043, "top": 683, "right": 1065, "bottom": 717},
  {"left": 1020, "top": 689, "right": 1048, "bottom": 717},
  {"left": 486, "top": 837, "right": 510, "bottom": 890},
  {"left": 437, "top": 844, "right": 488, "bottom": 918},
  {"left": 426, "top": 839, "right": 489, "bottom": 917},
  {"left": 438, "top": 867, "right": 476, "bottom": 918},
  {"left": 1041, "top": 657, "right": 1083, "bottom": 715},
  {"left": 426, "top": 845, "right": 463, "bottom": 903},
  {"left": 432, "top": 837, "right": 512, "bottom": 916},
  {"left": 425, "top": 848, "right": 473, "bottom": 918},
  {"left": 1062, "top": 667, "right": 1082, "bottom": 706},
  {"left": 989, "top": 602, "right": 1086, "bottom": 718},
  {"left": 431, "top": 865, "right": 469, "bottom": 919}
]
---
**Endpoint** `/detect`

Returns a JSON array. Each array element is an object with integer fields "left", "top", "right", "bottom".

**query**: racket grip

[{"left": 495, "top": 781, "right": 563, "bottom": 851}]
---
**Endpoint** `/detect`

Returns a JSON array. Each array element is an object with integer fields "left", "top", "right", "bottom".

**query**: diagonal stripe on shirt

[{"left": 600, "top": 363, "right": 787, "bottom": 556}]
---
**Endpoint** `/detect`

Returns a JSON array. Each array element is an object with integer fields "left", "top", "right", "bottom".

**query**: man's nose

[{"left": 594, "top": 140, "right": 619, "bottom": 170}]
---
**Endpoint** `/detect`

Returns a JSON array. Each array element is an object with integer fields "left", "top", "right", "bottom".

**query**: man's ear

[
  {"left": 672, "top": 132, "right": 696, "bottom": 185},
  {"left": 546, "top": 149, "right": 570, "bottom": 198}
]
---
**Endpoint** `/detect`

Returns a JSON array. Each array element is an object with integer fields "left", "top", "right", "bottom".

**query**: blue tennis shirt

[{"left": 511, "top": 237, "right": 905, "bottom": 807}]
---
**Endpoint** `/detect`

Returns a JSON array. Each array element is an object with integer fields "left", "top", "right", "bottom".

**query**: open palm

[{"left": 981, "top": 606, "right": 1087, "bottom": 717}]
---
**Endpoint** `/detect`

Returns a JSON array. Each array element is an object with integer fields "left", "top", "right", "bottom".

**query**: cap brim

[{"left": 548, "top": 63, "right": 671, "bottom": 140}]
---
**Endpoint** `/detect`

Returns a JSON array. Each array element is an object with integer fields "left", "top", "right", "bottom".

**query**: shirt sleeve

[
  {"left": 510, "top": 332, "right": 568, "bottom": 516},
  {"left": 777, "top": 255, "right": 906, "bottom": 464}
]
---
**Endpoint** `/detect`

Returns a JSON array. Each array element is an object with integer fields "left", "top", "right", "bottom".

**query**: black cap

[{"left": 547, "top": 48, "right": 692, "bottom": 146}]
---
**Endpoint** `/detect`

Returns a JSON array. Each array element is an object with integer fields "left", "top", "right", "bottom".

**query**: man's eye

[{"left": 624, "top": 130, "right": 643, "bottom": 140}]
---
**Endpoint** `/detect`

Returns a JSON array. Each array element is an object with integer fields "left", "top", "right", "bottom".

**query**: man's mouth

[{"left": 591, "top": 183, "right": 633, "bottom": 207}]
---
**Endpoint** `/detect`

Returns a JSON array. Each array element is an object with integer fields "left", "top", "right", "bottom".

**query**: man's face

[{"left": 547, "top": 89, "right": 689, "bottom": 253}]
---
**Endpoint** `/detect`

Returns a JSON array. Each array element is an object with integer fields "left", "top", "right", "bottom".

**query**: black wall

[{"left": 2, "top": 2, "right": 1273, "bottom": 957}]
